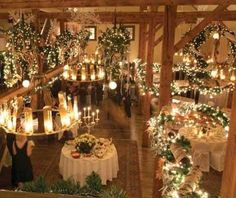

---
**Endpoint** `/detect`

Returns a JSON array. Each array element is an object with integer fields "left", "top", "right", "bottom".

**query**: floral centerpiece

[{"left": 75, "top": 133, "right": 96, "bottom": 154}]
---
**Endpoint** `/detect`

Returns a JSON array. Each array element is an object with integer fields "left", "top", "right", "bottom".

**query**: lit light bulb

[
  {"left": 220, "top": 69, "right": 226, "bottom": 80},
  {"left": 109, "top": 81, "right": 117, "bottom": 90},
  {"left": 230, "top": 70, "right": 236, "bottom": 82},
  {"left": 22, "top": 79, "right": 30, "bottom": 88},
  {"left": 211, "top": 68, "right": 218, "bottom": 78},
  {"left": 213, "top": 32, "right": 220, "bottom": 40},
  {"left": 206, "top": 58, "right": 214, "bottom": 64}
]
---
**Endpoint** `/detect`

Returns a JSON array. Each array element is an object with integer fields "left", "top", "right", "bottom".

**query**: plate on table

[{"left": 71, "top": 151, "right": 80, "bottom": 159}]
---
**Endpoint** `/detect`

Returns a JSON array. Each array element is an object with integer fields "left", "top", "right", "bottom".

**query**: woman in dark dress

[{"left": 12, "top": 135, "right": 34, "bottom": 187}]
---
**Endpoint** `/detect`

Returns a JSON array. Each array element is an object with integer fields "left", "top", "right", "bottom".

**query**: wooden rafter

[
  {"left": 0, "top": 0, "right": 236, "bottom": 8},
  {"left": 174, "top": 2, "right": 231, "bottom": 52},
  {"left": 154, "top": 35, "right": 163, "bottom": 46},
  {"left": 1, "top": 11, "right": 236, "bottom": 24},
  {"left": 153, "top": 20, "right": 182, "bottom": 47}
]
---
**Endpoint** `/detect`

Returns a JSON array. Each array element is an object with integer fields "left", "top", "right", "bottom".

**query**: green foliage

[
  {"left": 20, "top": 176, "right": 49, "bottom": 193},
  {"left": 75, "top": 29, "right": 91, "bottom": 50},
  {"left": 50, "top": 179, "right": 80, "bottom": 195},
  {"left": 101, "top": 185, "right": 127, "bottom": 198},
  {"left": 197, "top": 104, "right": 229, "bottom": 128},
  {"left": 98, "top": 25, "right": 131, "bottom": 57},
  {"left": 19, "top": 173, "right": 127, "bottom": 197},
  {"left": 176, "top": 136, "right": 191, "bottom": 151},
  {"left": 85, "top": 171, "right": 102, "bottom": 195}
]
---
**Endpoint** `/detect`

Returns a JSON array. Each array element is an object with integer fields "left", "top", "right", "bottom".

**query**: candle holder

[{"left": 78, "top": 106, "right": 100, "bottom": 133}]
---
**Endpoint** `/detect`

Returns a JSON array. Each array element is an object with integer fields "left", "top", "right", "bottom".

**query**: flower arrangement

[{"left": 75, "top": 133, "right": 96, "bottom": 154}]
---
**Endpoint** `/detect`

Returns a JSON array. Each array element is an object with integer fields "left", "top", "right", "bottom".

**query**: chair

[
  {"left": 210, "top": 151, "right": 225, "bottom": 172},
  {"left": 192, "top": 143, "right": 210, "bottom": 172}
]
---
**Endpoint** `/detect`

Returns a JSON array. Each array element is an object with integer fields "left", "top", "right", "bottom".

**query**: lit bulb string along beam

[
  {"left": 0, "top": 91, "right": 100, "bottom": 136},
  {"left": 134, "top": 59, "right": 160, "bottom": 96},
  {"left": 2, "top": 17, "right": 91, "bottom": 88},
  {"left": 147, "top": 103, "right": 229, "bottom": 197},
  {"left": 135, "top": 59, "right": 235, "bottom": 97}
]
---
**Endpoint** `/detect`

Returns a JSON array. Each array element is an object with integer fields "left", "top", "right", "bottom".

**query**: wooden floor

[{"left": 93, "top": 99, "right": 155, "bottom": 198}]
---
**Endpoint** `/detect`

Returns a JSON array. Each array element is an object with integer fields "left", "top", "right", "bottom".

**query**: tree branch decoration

[{"left": 3, "top": 19, "right": 40, "bottom": 87}]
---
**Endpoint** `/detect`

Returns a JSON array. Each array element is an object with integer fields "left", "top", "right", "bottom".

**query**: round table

[
  {"left": 179, "top": 126, "right": 227, "bottom": 172},
  {"left": 59, "top": 144, "right": 119, "bottom": 186}
]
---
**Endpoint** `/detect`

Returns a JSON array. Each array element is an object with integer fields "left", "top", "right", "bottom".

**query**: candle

[
  {"left": 73, "top": 96, "right": 79, "bottom": 120},
  {"left": 91, "top": 71, "right": 95, "bottom": 81},
  {"left": 88, "top": 107, "right": 91, "bottom": 117},
  {"left": 78, "top": 112, "right": 82, "bottom": 124},
  {"left": 58, "top": 91, "right": 67, "bottom": 109},
  {"left": 24, "top": 107, "right": 34, "bottom": 135},
  {"left": 83, "top": 107, "right": 86, "bottom": 118},
  {"left": 43, "top": 106, "right": 53, "bottom": 134},
  {"left": 67, "top": 96, "right": 74, "bottom": 120},
  {"left": 92, "top": 112, "right": 95, "bottom": 123},
  {"left": 96, "top": 109, "right": 99, "bottom": 121},
  {"left": 59, "top": 104, "right": 70, "bottom": 128}
]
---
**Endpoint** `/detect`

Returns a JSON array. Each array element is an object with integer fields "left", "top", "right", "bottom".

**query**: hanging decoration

[
  {"left": 98, "top": 24, "right": 131, "bottom": 80},
  {"left": 180, "top": 23, "right": 236, "bottom": 89}
]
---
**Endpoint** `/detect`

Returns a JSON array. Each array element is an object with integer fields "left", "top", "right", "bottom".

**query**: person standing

[
  {"left": 123, "top": 88, "right": 131, "bottom": 118},
  {"left": 12, "top": 135, "right": 34, "bottom": 187}
]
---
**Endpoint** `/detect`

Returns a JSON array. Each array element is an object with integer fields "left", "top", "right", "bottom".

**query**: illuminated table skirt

[
  {"left": 59, "top": 144, "right": 119, "bottom": 186},
  {"left": 198, "top": 90, "right": 229, "bottom": 108},
  {"left": 179, "top": 126, "right": 227, "bottom": 172}
]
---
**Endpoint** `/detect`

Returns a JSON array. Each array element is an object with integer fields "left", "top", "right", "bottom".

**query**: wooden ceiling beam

[
  {"left": 1, "top": 11, "right": 236, "bottom": 22},
  {"left": 174, "top": 2, "right": 231, "bottom": 52},
  {"left": 0, "top": 0, "right": 236, "bottom": 9},
  {"left": 39, "top": 11, "right": 236, "bottom": 22}
]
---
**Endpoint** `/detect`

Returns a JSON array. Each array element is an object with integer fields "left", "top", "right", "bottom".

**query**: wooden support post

[
  {"left": 139, "top": 22, "right": 146, "bottom": 60},
  {"left": 153, "top": 6, "right": 176, "bottom": 198},
  {"left": 159, "top": 6, "right": 176, "bottom": 110},
  {"left": 60, "top": 19, "right": 65, "bottom": 34},
  {"left": 221, "top": 87, "right": 236, "bottom": 197},
  {"left": 36, "top": 55, "right": 45, "bottom": 134},
  {"left": 142, "top": 18, "right": 155, "bottom": 147}
]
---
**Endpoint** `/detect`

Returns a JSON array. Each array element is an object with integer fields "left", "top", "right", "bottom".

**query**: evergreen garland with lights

[{"left": 147, "top": 103, "right": 229, "bottom": 197}]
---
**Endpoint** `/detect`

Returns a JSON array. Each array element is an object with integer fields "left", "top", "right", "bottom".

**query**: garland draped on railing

[{"left": 147, "top": 103, "right": 229, "bottom": 197}]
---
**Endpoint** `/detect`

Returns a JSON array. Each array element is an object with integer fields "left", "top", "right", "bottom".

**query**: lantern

[
  {"left": 43, "top": 106, "right": 53, "bottom": 134},
  {"left": 58, "top": 91, "right": 67, "bottom": 109},
  {"left": 24, "top": 107, "right": 34, "bottom": 135},
  {"left": 59, "top": 104, "right": 70, "bottom": 128}
]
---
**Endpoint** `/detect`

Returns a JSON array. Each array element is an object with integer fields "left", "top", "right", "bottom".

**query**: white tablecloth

[
  {"left": 198, "top": 90, "right": 229, "bottom": 108},
  {"left": 179, "top": 126, "right": 227, "bottom": 172},
  {"left": 59, "top": 144, "right": 119, "bottom": 186}
]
